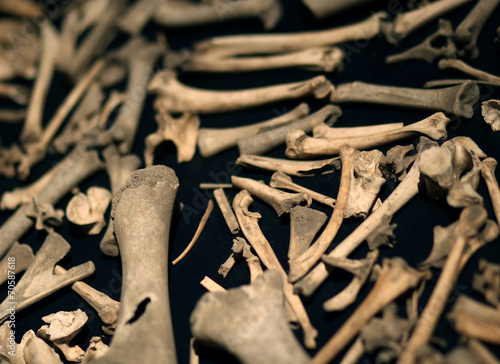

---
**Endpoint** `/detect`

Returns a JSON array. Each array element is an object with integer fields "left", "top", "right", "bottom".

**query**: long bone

[
  {"left": 0, "top": 242, "right": 34, "bottom": 285},
  {"left": 148, "top": 70, "right": 334, "bottom": 114},
  {"left": 0, "top": 146, "right": 103, "bottom": 258},
  {"left": 481, "top": 158, "right": 500, "bottom": 226},
  {"left": 312, "top": 258, "right": 430, "bottom": 364},
  {"left": 198, "top": 103, "right": 309, "bottom": 158},
  {"left": 330, "top": 81, "right": 478, "bottom": 119},
  {"left": 191, "top": 270, "right": 311, "bottom": 364},
  {"left": 91, "top": 166, "right": 178, "bottom": 364},
  {"left": 0, "top": 232, "right": 95, "bottom": 323},
  {"left": 286, "top": 112, "right": 450, "bottom": 159},
  {"left": 302, "top": 0, "right": 378, "bottom": 19},
  {"left": 438, "top": 59, "right": 500, "bottom": 86},
  {"left": 238, "top": 105, "right": 342, "bottom": 156},
  {"left": 0, "top": 83, "right": 29, "bottom": 105},
  {"left": 233, "top": 190, "right": 318, "bottom": 348},
  {"left": 313, "top": 122, "right": 404, "bottom": 139}
]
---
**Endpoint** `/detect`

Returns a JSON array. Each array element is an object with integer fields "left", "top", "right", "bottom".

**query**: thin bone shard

[
  {"left": 213, "top": 188, "right": 240, "bottom": 235},
  {"left": 439, "top": 59, "right": 500, "bottom": 86}
]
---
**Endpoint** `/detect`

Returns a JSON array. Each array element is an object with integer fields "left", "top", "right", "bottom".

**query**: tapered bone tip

[{"left": 259, "top": 0, "right": 282, "bottom": 30}]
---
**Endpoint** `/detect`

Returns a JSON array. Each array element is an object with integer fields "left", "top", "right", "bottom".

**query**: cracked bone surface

[
  {"left": 191, "top": 270, "right": 310, "bottom": 364},
  {"left": 0, "top": 232, "right": 95, "bottom": 323},
  {"left": 286, "top": 112, "right": 450, "bottom": 159},
  {"left": 92, "top": 165, "right": 178, "bottom": 364},
  {"left": 0, "top": 242, "right": 34, "bottom": 285},
  {"left": 66, "top": 187, "right": 112, "bottom": 235},
  {"left": 148, "top": 70, "right": 333, "bottom": 114},
  {"left": 482, "top": 100, "right": 500, "bottom": 132},
  {"left": 313, "top": 258, "right": 430, "bottom": 364},
  {"left": 330, "top": 81, "right": 478, "bottom": 118},
  {"left": 233, "top": 190, "right": 318, "bottom": 348},
  {"left": 198, "top": 103, "right": 309, "bottom": 158},
  {"left": 481, "top": 158, "right": 500, "bottom": 226}
]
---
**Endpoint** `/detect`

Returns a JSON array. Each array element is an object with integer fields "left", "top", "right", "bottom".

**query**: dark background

[{"left": 1, "top": 0, "right": 500, "bottom": 363}]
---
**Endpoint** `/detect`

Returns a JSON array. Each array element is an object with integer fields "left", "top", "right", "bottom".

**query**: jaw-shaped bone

[
  {"left": 238, "top": 105, "right": 341, "bottom": 156},
  {"left": 286, "top": 112, "right": 450, "bottom": 159},
  {"left": 149, "top": 70, "right": 333, "bottom": 114},
  {"left": 330, "top": 81, "right": 478, "bottom": 119},
  {"left": 231, "top": 176, "right": 312, "bottom": 217},
  {"left": 82, "top": 337, "right": 109, "bottom": 364},
  {"left": 92, "top": 165, "right": 179, "bottom": 364},
  {"left": 322, "top": 249, "right": 379, "bottom": 312},
  {"left": 191, "top": 270, "right": 310, "bottom": 364},
  {"left": 288, "top": 206, "right": 327, "bottom": 262},
  {"left": 481, "top": 157, "right": 500, "bottom": 226},
  {"left": 379, "top": 144, "right": 417, "bottom": 181},
  {"left": 313, "top": 258, "right": 430, "bottom": 364},
  {"left": 0, "top": 242, "right": 34, "bottom": 285},
  {"left": 271, "top": 172, "right": 336, "bottom": 207},
  {"left": 23, "top": 330, "right": 63, "bottom": 364},
  {"left": 25, "top": 198, "right": 64, "bottom": 233},
  {"left": 472, "top": 259, "right": 500, "bottom": 308},
  {"left": 198, "top": 103, "right": 309, "bottom": 158},
  {"left": 237, "top": 154, "right": 341, "bottom": 177},
  {"left": 233, "top": 190, "right": 318, "bottom": 348},
  {"left": 213, "top": 188, "right": 240, "bottom": 235},
  {"left": 66, "top": 187, "right": 112, "bottom": 235},
  {"left": 37, "top": 310, "right": 88, "bottom": 362},
  {"left": 0, "top": 232, "right": 95, "bottom": 323},
  {"left": 313, "top": 122, "right": 404, "bottom": 139},
  {"left": 482, "top": 100, "right": 500, "bottom": 131}
]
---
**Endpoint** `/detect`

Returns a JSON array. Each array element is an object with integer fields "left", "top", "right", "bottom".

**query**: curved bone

[
  {"left": 289, "top": 206, "right": 327, "bottom": 262},
  {"left": 481, "top": 158, "right": 500, "bottom": 226},
  {"left": 23, "top": 330, "right": 63, "bottom": 364},
  {"left": 302, "top": 0, "right": 377, "bottom": 19},
  {"left": 271, "top": 172, "right": 336, "bottom": 207},
  {"left": 286, "top": 112, "right": 450, "bottom": 159},
  {"left": 482, "top": 100, "right": 500, "bottom": 131},
  {"left": 0, "top": 242, "right": 34, "bottom": 285},
  {"left": 439, "top": 59, "right": 500, "bottom": 85},
  {"left": 92, "top": 166, "right": 179, "bottom": 364},
  {"left": 149, "top": 70, "right": 334, "bottom": 114},
  {"left": 313, "top": 122, "right": 404, "bottom": 139},
  {"left": 191, "top": 270, "right": 310, "bottom": 364},
  {"left": 0, "top": 232, "right": 95, "bottom": 323},
  {"left": 233, "top": 191, "right": 318, "bottom": 348},
  {"left": 66, "top": 187, "right": 112, "bottom": 235},
  {"left": 198, "top": 103, "right": 309, "bottom": 158},
  {"left": 330, "top": 81, "right": 478, "bottom": 119}
]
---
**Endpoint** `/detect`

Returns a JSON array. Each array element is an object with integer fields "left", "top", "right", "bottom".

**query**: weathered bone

[
  {"left": 286, "top": 112, "right": 450, "bottom": 159},
  {"left": 91, "top": 165, "right": 179, "bottom": 364},
  {"left": 303, "top": 0, "right": 377, "bottom": 19},
  {"left": 380, "top": 144, "right": 417, "bottom": 181},
  {"left": 0, "top": 144, "right": 23, "bottom": 179},
  {"left": 0, "top": 242, "right": 34, "bottom": 285},
  {"left": 198, "top": 103, "right": 309, "bottom": 158},
  {"left": 313, "top": 122, "right": 404, "bottom": 139},
  {"left": 23, "top": 330, "right": 63, "bottom": 364},
  {"left": 439, "top": 59, "right": 500, "bottom": 86},
  {"left": 472, "top": 259, "right": 500, "bottom": 308},
  {"left": 482, "top": 100, "right": 500, "bottom": 132},
  {"left": 0, "top": 0, "right": 42, "bottom": 18},
  {"left": 288, "top": 206, "right": 327, "bottom": 262},
  {"left": 149, "top": 70, "right": 334, "bottom": 114},
  {"left": 25, "top": 197, "right": 64, "bottom": 233},
  {"left": 219, "top": 237, "right": 263, "bottom": 280},
  {"left": 313, "top": 258, "right": 430, "bottom": 364},
  {"left": 66, "top": 187, "right": 112, "bottom": 235},
  {"left": 467, "top": 339, "right": 500, "bottom": 364},
  {"left": 0, "top": 232, "right": 95, "bottom": 323},
  {"left": 233, "top": 190, "right": 318, "bottom": 348},
  {"left": 191, "top": 270, "right": 310, "bottom": 364},
  {"left": 82, "top": 337, "right": 109, "bottom": 364},
  {"left": 0, "top": 321, "right": 30, "bottom": 364},
  {"left": 231, "top": 176, "right": 312, "bottom": 217},
  {"left": 447, "top": 339, "right": 500, "bottom": 364},
  {"left": 200, "top": 276, "right": 226, "bottom": 293},
  {"left": 213, "top": 188, "right": 240, "bottom": 235},
  {"left": 238, "top": 105, "right": 341, "bottom": 156}
]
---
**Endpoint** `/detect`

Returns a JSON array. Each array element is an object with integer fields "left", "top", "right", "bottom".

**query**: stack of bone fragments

[{"left": 0, "top": 0, "right": 500, "bottom": 363}]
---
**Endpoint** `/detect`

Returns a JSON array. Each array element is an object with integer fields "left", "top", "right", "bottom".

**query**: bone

[
  {"left": 302, "top": 0, "right": 377, "bottom": 19},
  {"left": 23, "top": 330, "right": 63, "bottom": 364},
  {"left": 183, "top": 46, "right": 344, "bottom": 73},
  {"left": 191, "top": 270, "right": 310, "bottom": 364},
  {"left": 231, "top": 176, "right": 312, "bottom": 217},
  {"left": 200, "top": 277, "right": 226, "bottom": 293},
  {"left": 380, "top": 144, "right": 417, "bottom": 181},
  {"left": 288, "top": 145, "right": 358, "bottom": 282},
  {"left": 0, "top": 232, "right": 95, "bottom": 323},
  {"left": 233, "top": 190, "right": 318, "bottom": 348},
  {"left": 0, "top": 321, "right": 30, "bottom": 364},
  {"left": 145, "top": 111, "right": 200, "bottom": 164},
  {"left": 467, "top": 339, "right": 500, "bottom": 364},
  {"left": 149, "top": 70, "right": 334, "bottom": 114},
  {"left": 312, "top": 258, "right": 430, "bottom": 364},
  {"left": 482, "top": 100, "right": 500, "bottom": 132},
  {"left": 190, "top": 338, "right": 199, "bottom": 364},
  {"left": 237, "top": 154, "right": 341, "bottom": 177},
  {"left": 219, "top": 237, "right": 263, "bottom": 280},
  {"left": 439, "top": 59, "right": 500, "bottom": 86},
  {"left": 66, "top": 187, "right": 112, "bottom": 235},
  {"left": 453, "top": 0, "right": 500, "bottom": 58},
  {"left": 0, "top": 0, "right": 42, "bottom": 18},
  {"left": 114, "top": 0, "right": 163, "bottom": 35},
  {"left": 37, "top": 310, "right": 88, "bottom": 362},
  {"left": 497, "top": 26, "right": 500, "bottom": 46},
  {"left": 25, "top": 197, "right": 64, "bottom": 233},
  {"left": 213, "top": 188, "right": 240, "bottom": 235},
  {"left": 198, "top": 103, "right": 309, "bottom": 158},
  {"left": 200, "top": 183, "right": 233, "bottom": 189},
  {"left": 382, "top": 0, "right": 473, "bottom": 44},
  {"left": 0, "top": 83, "right": 29, "bottom": 105},
  {"left": 322, "top": 249, "right": 379, "bottom": 312},
  {"left": 313, "top": 122, "right": 404, "bottom": 139},
  {"left": 270, "top": 172, "right": 336, "bottom": 207},
  {"left": 82, "top": 337, "right": 109, "bottom": 364},
  {"left": 288, "top": 206, "right": 327, "bottom": 262},
  {"left": 0, "top": 109, "right": 26, "bottom": 123},
  {"left": 473, "top": 259, "right": 500, "bottom": 308},
  {"left": 238, "top": 105, "right": 342, "bottom": 156},
  {"left": 91, "top": 165, "right": 179, "bottom": 364},
  {"left": 398, "top": 206, "right": 492, "bottom": 364},
  {"left": 0, "top": 146, "right": 103, "bottom": 258},
  {"left": 330, "top": 81, "right": 478, "bottom": 119},
  {"left": 0, "top": 242, "right": 34, "bottom": 285},
  {"left": 286, "top": 112, "right": 450, "bottom": 159},
  {"left": 0, "top": 143, "right": 23, "bottom": 178}
]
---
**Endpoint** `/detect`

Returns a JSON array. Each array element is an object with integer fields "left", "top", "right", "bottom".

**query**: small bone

[
  {"left": 286, "top": 112, "right": 450, "bottom": 159},
  {"left": 92, "top": 166, "right": 179, "bottom": 364},
  {"left": 472, "top": 259, "right": 500, "bottom": 308},
  {"left": 0, "top": 0, "right": 42, "bottom": 18},
  {"left": 198, "top": 103, "right": 309, "bottom": 158},
  {"left": 145, "top": 111, "right": 200, "bottom": 164},
  {"left": 366, "top": 214, "right": 397, "bottom": 250},
  {"left": 238, "top": 105, "right": 341, "bottom": 156},
  {"left": 200, "top": 183, "right": 233, "bottom": 189},
  {"left": 0, "top": 242, "right": 34, "bottom": 285},
  {"left": 191, "top": 270, "right": 310, "bottom": 364},
  {"left": 66, "top": 187, "right": 112, "bottom": 235},
  {"left": 54, "top": 266, "right": 120, "bottom": 335},
  {"left": 0, "top": 144, "right": 23, "bottom": 179},
  {"left": 213, "top": 188, "right": 240, "bottom": 235},
  {"left": 149, "top": 70, "right": 334, "bottom": 114},
  {"left": 200, "top": 277, "right": 226, "bottom": 293},
  {"left": 82, "top": 337, "right": 109, "bottom": 364},
  {"left": 231, "top": 176, "right": 312, "bottom": 217},
  {"left": 37, "top": 310, "right": 87, "bottom": 362},
  {"left": 439, "top": 59, "right": 500, "bottom": 86},
  {"left": 467, "top": 339, "right": 500, "bottom": 364},
  {"left": 233, "top": 190, "right": 318, "bottom": 348},
  {"left": 0, "top": 83, "right": 29, "bottom": 105},
  {"left": 382, "top": 0, "right": 473, "bottom": 44},
  {"left": 302, "top": 0, "right": 378, "bottom": 19},
  {"left": 270, "top": 172, "right": 336, "bottom": 207},
  {"left": 380, "top": 144, "right": 417, "bottom": 181},
  {"left": 322, "top": 249, "right": 379, "bottom": 312},
  {"left": 453, "top": 0, "right": 500, "bottom": 58},
  {"left": 0, "top": 232, "right": 95, "bottom": 323},
  {"left": 312, "top": 258, "right": 430, "bottom": 364},
  {"left": 482, "top": 100, "right": 500, "bottom": 132},
  {"left": 288, "top": 206, "right": 327, "bottom": 261},
  {"left": 288, "top": 146, "right": 358, "bottom": 282},
  {"left": 25, "top": 197, "right": 64, "bottom": 233},
  {"left": 482, "top": 158, "right": 500, "bottom": 226},
  {"left": 23, "top": 330, "right": 63, "bottom": 364},
  {"left": 313, "top": 122, "right": 404, "bottom": 139},
  {"left": 219, "top": 237, "right": 263, "bottom": 280},
  {"left": 330, "top": 81, "right": 478, "bottom": 118}
]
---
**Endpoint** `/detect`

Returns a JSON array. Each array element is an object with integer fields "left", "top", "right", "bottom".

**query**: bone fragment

[
  {"left": 439, "top": 59, "right": 500, "bottom": 86},
  {"left": 0, "top": 0, "right": 42, "bottom": 18},
  {"left": 380, "top": 144, "right": 417, "bottom": 181},
  {"left": 0, "top": 321, "right": 30, "bottom": 364},
  {"left": 200, "top": 277, "right": 226, "bottom": 293},
  {"left": 271, "top": 172, "right": 336, "bottom": 207},
  {"left": 25, "top": 197, "right": 64, "bottom": 232},
  {"left": 472, "top": 259, "right": 500, "bottom": 308},
  {"left": 200, "top": 183, "right": 233, "bottom": 189},
  {"left": 82, "top": 337, "right": 109, "bottom": 364},
  {"left": 213, "top": 188, "right": 240, "bottom": 235},
  {"left": 303, "top": 0, "right": 378, "bottom": 19},
  {"left": 0, "top": 242, "right": 34, "bottom": 285},
  {"left": 313, "top": 122, "right": 404, "bottom": 139},
  {"left": 0, "top": 109, "right": 26, "bottom": 123},
  {"left": 482, "top": 100, "right": 500, "bottom": 132},
  {"left": 66, "top": 187, "right": 112, "bottom": 235},
  {"left": 288, "top": 206, "right": 327, "bottom": 262},
  {"left": 219, "top": 237, "right": 263, "bottom": 280},
  {"left": 23, "top": 330, "right": 63, "bottom": 364}
]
